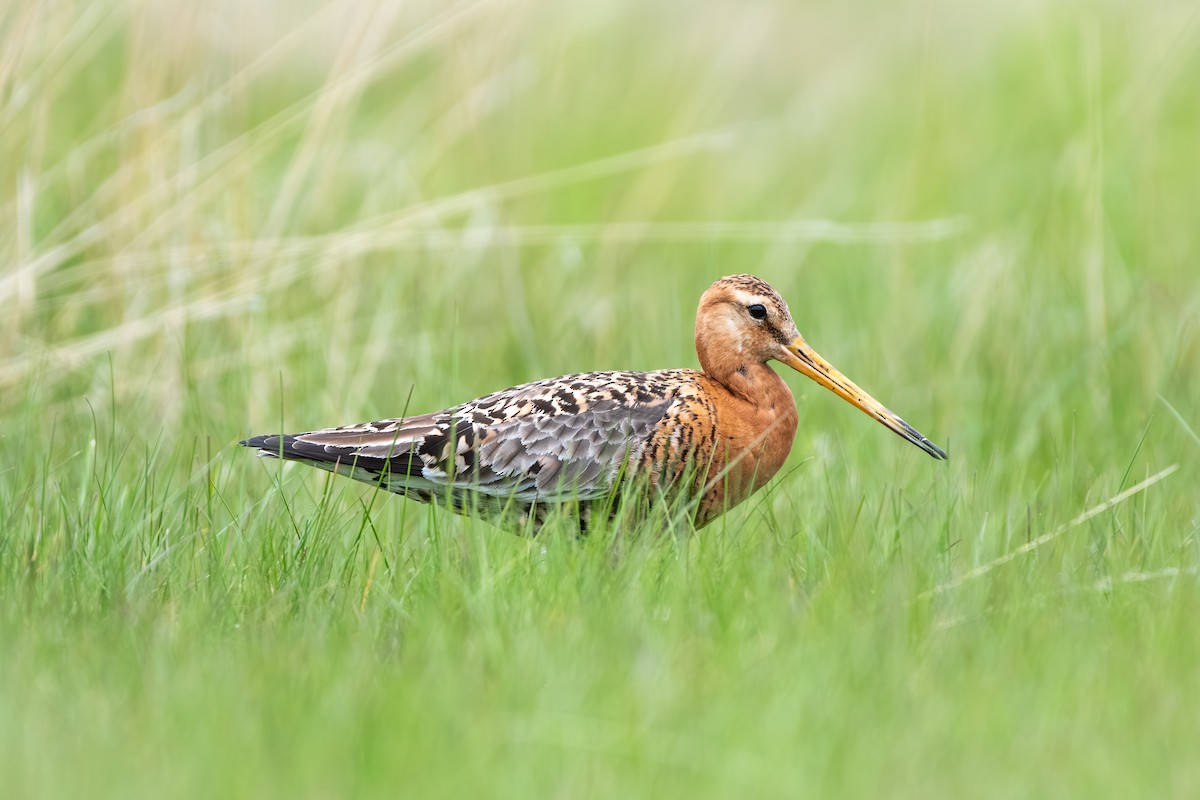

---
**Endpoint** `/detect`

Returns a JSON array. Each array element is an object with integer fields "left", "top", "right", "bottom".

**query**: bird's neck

[
  {"left": 696, "top": 338, "right": 783, "bottom": 401},
  {"left": 695, "top": 328, "right": 795, "bottom": 409},
  {"left": 712, "top": 359, "right": 793, "bottom": 409}
]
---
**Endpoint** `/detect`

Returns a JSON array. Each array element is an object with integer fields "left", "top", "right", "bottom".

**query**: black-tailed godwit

[{"left": 241, "top": 275, "right": 946, "bottom": 530}]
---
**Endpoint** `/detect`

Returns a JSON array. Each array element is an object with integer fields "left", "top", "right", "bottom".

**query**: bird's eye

[{"left": 747, "top": 304, "right": 768, "bottom": 320}]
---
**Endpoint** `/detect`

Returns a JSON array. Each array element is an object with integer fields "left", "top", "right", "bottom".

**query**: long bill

[{"left": 779, "top": 335, "right": 948, "bottom": 460}]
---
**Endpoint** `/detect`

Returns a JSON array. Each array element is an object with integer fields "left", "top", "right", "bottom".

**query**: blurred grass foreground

[{"left": 2, "top": 1, "right": 1199, "bottom": 798}]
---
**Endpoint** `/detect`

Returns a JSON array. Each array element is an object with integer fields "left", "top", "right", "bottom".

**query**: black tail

[
  {"left": 239, "top": 434, "right": 305, "bottom": 458},
  {"left": 239, "top": 433, "right": 424, "bottom": 478},
  {"left": 240, "top": 433, "right": 371, "bottom": 467}
]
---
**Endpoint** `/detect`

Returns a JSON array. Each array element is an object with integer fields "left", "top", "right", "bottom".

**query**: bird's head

[{"left": 696, "top": 274, "right": 947, "bottom": 460}]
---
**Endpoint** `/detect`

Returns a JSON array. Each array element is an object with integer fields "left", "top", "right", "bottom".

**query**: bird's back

[{"left": 241, "top": 369, "right": 714, "bottom": 531}]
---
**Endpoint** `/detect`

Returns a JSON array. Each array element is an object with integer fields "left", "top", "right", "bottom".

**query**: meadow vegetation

[{"left": 1, "top": 0, "right": 1198, "bottom": 796}]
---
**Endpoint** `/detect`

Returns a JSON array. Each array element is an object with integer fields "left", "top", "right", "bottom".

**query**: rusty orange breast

[{"left": 694, "top": 363, "right": 797, "bottom": 524}]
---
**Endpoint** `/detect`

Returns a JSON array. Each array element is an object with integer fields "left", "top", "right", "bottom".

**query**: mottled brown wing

[{"left": 241, "top": 370, "right": 693, "bottom": 505}]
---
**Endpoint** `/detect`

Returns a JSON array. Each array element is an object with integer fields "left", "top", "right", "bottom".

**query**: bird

[{"left": 241, "top": 274, "right": 946, "bottom": 532}]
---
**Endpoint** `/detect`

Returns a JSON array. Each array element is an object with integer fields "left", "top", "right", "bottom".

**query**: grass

[{"left": 2, "top": 0, "right": 1199, "bottom": 796}]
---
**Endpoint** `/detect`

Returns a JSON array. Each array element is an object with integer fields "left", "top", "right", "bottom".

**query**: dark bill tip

[{"left": 895, "top": 418, "right": 948, "bottom": 460}]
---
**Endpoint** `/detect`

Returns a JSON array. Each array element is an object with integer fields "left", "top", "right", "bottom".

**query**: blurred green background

[{"left": 1, "top": 0, "right": 1198, "bottom": 797}]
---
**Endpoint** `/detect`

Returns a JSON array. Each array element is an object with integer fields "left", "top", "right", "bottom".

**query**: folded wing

[{"left": 241, "top": 371, "right": 685, "bottom": 506}]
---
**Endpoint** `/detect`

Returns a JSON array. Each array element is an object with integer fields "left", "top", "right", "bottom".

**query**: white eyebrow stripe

[{"left": 732, "top": 289, "right": 768, "bottom": 307}]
